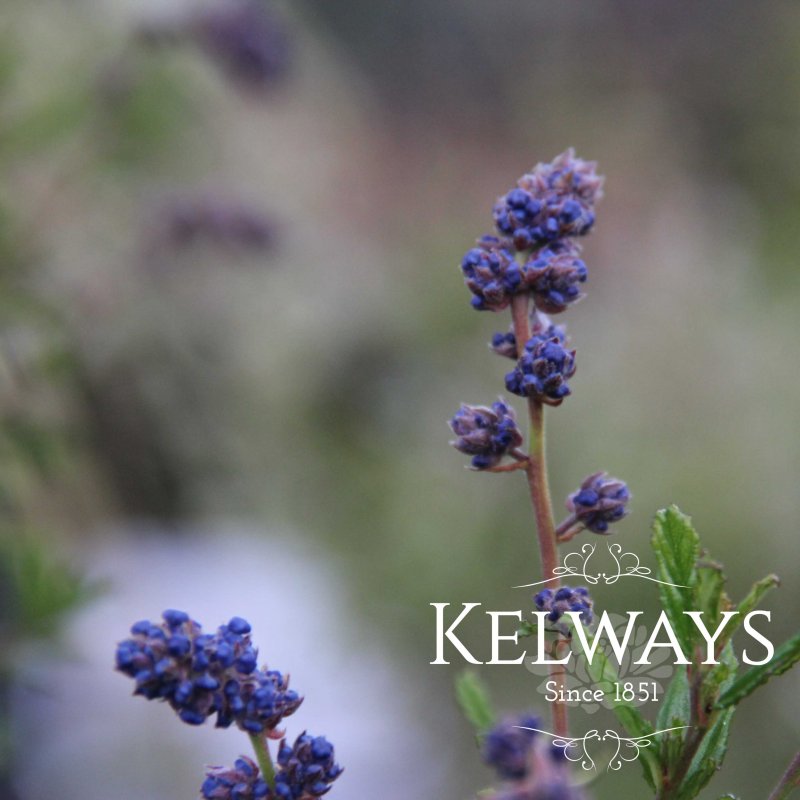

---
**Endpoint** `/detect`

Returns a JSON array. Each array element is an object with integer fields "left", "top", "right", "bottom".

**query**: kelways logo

[
  {"left": 430, "top": 602, "right": 775, "bottom": 667},
  {"left": 430, "top": 542, "right": 776, "bottom": 670}
]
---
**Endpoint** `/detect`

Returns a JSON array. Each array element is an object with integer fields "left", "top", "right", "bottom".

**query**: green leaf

[
  {"left": 0, "top": 531, "right": 97, "bottom": 640},
  {"left": 703, "top": 642, "right": 739, "bottom": 700},
  {"left": 657, "top": 665, "right": 690, "bottom": 732},
  {"left": 717, "top": 631, "right": 800, "bottom": 709},
  {"left": 517, "top": 619, "right": 537, "bottom": 640},
  {"left": 730, "top": 574, "right": 780, "bottom": 636},
  {"left": 677, "top": 707, "right": 735, "bottom": 800},
  {"left": 651, "top": 506, "right": 699, "bottom": 658},
  {"left": 454, "top": 670, "right": 495, "bottom": 733},
  {"left": 694, "top": 561, "right": 729, "bottom": 629},
  {"left": 656, "top": 666, "right": 690, "bottom": 776},
  {"left": 571, "top": 631, "right": 660, "bottom": 792}
]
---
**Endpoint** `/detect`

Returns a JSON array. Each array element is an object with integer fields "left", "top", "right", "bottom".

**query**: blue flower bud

[
  {"left": 534, "top": 586, "right": 593, "bottom": 628},
  {"left": 202, "top": 757, "right": 270, "bottom": 799},
  {"left": 483, "top": 714, "right": 541, "bottom": 780},
  {"left": 449, "top": 399, "right": 524, "bottom": 470},
  {"left": 522, "top": 240, "right": 588, "bottom": 314},
  {"left": 493, "top": 149, "right": 603, "bottom": 250},
  {"left": 461, "top": 235, "right": 523, "bottom": 311},
  {"left": 505, "top": 333, "right": 576, "bottom": 406},
  {"left": 274, "top": 732, "right": 342, "bottom": 798},
  {"left": 567, "top": 472, "right": 630, "bottom": 534}
]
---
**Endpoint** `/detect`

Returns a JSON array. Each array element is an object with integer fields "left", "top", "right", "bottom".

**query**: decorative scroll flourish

[
  {"left": 513, "top": 542, "right": 690, "bottom": 589},
  {"left": 515, "top": 726, "right": 691, "bottom": 772}
]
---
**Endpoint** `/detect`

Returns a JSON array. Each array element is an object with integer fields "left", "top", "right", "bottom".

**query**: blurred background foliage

[{"left": 0, "top": 0, "right": 798, "bottom": 798}]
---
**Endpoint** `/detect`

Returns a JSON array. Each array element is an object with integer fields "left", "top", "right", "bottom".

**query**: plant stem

[
  {"left": 510, "top": 295, "right": 567, "bottom": 737},
  {"left": 249, "top": 732, "right": 276, "bottom": 789},
  {"left": 768, "top": 750, "right": 800, "bottom": 800}
]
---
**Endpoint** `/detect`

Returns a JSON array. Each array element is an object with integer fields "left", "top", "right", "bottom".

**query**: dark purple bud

[
  {"left": 523, "top": 240, "right": 588, "bottom": 314},
  {"left": 449, "top": 398, "right": 524, "bottom": 470},
  {"left": 483, "top": 714, "right": 541, "bottom": 780},
  {"left": 567, "top": 472, "right": 630, "bottom": 534},
  {"left": 274, "top": 732, "right": 342, "bottom": 798},
  {"left": 493, "top": 149, "right": 604, "bottom": 250},
  {"left": 505, "top": 332, "right": 576, "bottom": 406},
  {"left": 202, "top": 756, "right": 270, "bottom": 799},
  {"left": 461, "top": 235, "right": 523, "bottom": 311},
  {"left": 534, "top": 585, "right": 593, "bottom": 628}
]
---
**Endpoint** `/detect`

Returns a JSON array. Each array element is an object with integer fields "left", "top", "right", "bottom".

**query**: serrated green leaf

[
  {"left": 677, "top": 707, "right": 735, "bottom": 799},
  {"left": 726, "top": 575, "right": 781, "bottom": 642},
  {"left": 652, "top": 507, "right": 699, "bottom": 658},
  {"left": 454, "top": 670, "right": 495, "bottom": 734},
  {"left": 717, "top": 631, "right": 800, "bottom": 709},
  {"left": 703, "top": 642, "right": 738, "bottom": 700},
  {"left": 656, "top": 666, "right": 690, "bottom": 773},
  {"left": 694, "top": 562, "right": 728, "bottom": 629},
  {"left": 657, "top": 666, "right": 690, "bottom": 731},
  {"left": 571, "top": 630, "right": 660, "bottom": 791}
]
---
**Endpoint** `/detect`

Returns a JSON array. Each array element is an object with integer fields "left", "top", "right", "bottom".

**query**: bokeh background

[{"left": 1, "top": 1, "right": 799, "bottom": 798}]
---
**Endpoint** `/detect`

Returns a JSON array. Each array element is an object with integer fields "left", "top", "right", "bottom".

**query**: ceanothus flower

[
  {"left": 534, "top": 587, "right": 593, "bottom": 627},
  {"left": 484, "top": 723, "right": 586, "bottom": 800},
  {"left": 493, "top": 149, "right": 603, "bottom": 251},
  {"left": 116, "top": 610, "right": 302, "bottom": 735},
  {"left": 461, "top": 235, "right": 523, "bottom": 311},
  {"left": 490, "top": 313, "right": 567, "bottom": 360},
  {"left": 567, "top": 472, "right": 630, "bottom": 534},
  {"left": 504, "top": 333, "right": 576, "bottom": 406},
  {"left": 483, "top": 714, "right": 541, "bottom": 780},
  {"left": 274, "top": 732, "right": 343, "bottom": 798},
  {"left": 449, "top": 399, "right": 524, "bottom": 470},
  {"left": 522, "top": 241, "right": 588, "bottom": 314},
  {"left": 202, "top": 757, "right": 270, "bottom": 799}
]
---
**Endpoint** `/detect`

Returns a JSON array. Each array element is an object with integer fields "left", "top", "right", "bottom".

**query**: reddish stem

[{"left": 510, "top": 294, "right": 568, "bottom": 737}]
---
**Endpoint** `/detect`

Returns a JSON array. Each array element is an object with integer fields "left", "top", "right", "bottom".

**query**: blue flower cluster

[
  {"left": 504, "top": 333, "right": 576, "bottom": 406},
  {"left": 483, "top": 714, "right": 541, "bottom": 780},
  {"left": 461, "top": 235, "right": 522, "bottom": 311},
  {"left": 482, "top": 715, "right": 585, "bottom": 800},
  {"left": 490, "top": 317, "right": 566, "bottom": 361},
  {"left": 201, "top": 735, "right": 342, "bottom": 800},
  {"left": 116, "top": 610, "right": 302, "bottom": 734},
  {"left": 523, "top": 241, "right": 588, "bottom": 315},
  {"left": 492, "top": 149, "right": 603, "bottom": 251},
  {"left": 202, "top": 757, "right": 270, "bottom": 799},
  {"left": 567, "top": 472, "right": 631, "bottom": 534},
  {"left": 534, "top": 587, "right": 593, "bottom": 626},
  {"left": 275, "top": 732, "right": 344, "bottom": 798},
  {"left": 449, "top": 399, "right": 524, "bottom": 470}
]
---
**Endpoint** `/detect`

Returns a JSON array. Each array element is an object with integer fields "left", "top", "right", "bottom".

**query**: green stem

[
  {"left": 768, "top": 750, "right": 800, "bottom": 800},
  {"left": 249, "top": 733, "right": 276, "bottom": 789},
  {"left": 510, "top": 295, "right": 567, "bottom": 737}
]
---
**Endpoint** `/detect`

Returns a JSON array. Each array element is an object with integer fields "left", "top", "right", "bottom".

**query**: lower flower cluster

[
  {"left": 202, "top": 734, "right": 342, "bottom": 800},
  {"left": 482, "top": 715, "right": 585, "bottom": 800},
  {"left": 116, "top": 610, "right": 302, "bottom": 734},
  {"left": 117, "top": 611, "right": 342, "bottom": 800}
]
